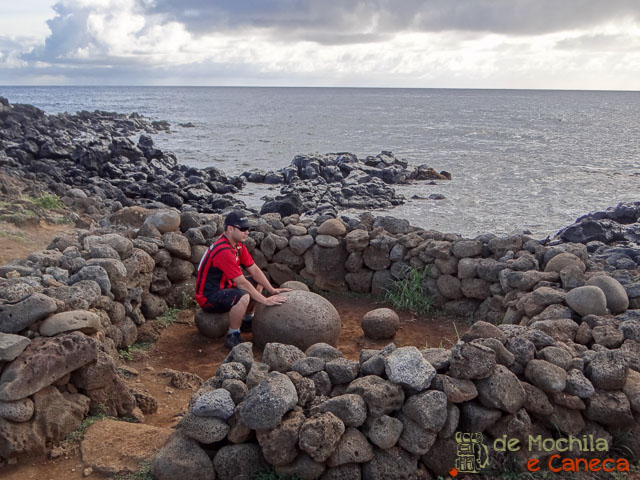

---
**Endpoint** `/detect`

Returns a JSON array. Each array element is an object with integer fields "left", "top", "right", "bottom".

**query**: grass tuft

[
  {"left": 64, "top": 412, "right": 108, "bottom": 444},
  {"left": 118, "top": 342, "right": 154, "bottom": 362},
  {"left": 157, "top": 306, "right": 180, "bottom": 327},
  {"left": 179, "top": 292, "right": 197, "bottom": 309},
  {"left": 382, "top": 266, "right": 434, "bottom": 315},
  {"left": 25, "top": 193, "right": 65, "bottom": 210}
]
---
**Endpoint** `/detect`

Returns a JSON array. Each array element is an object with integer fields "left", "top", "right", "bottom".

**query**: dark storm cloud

[{"left": 146, "top": 0, "right": 640, "bottom": 42}]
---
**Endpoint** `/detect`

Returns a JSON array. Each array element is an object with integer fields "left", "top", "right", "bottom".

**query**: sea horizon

[
  {"left": 3, "top": 85, "right": 640, "bottom": 94},
  {"left": 1, "top": 86, "right": 639, "bottom": 238}
]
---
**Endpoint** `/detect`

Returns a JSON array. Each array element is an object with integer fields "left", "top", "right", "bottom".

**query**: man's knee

[{"left": 235, "top": 293, "right": 250, "bottom": 308}]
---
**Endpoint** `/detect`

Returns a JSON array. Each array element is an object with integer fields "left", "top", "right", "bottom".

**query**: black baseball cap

[{"left": 224, "top": 210, "right": 251, "bottom": 230}]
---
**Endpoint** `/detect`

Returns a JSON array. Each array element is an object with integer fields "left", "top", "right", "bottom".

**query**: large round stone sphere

[
  {"left": 195, "top": 309, "right": 229, "bottom": 338},
  {"left": 279, "top": 280, "right": 310, "bottom": 291},
  {"left": 361, "top": 308, "right": 399, "bottom": 339},
  {"left": 253, "top": 290, "right": 341, "bottom": 350}
]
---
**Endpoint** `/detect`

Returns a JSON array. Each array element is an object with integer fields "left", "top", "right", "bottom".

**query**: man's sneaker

[
  {"left": 240, "top": 315, "right": 253, "bottom": 333},
  {"left": 224, "top": 332, "right": 243, "bottom": 349}
]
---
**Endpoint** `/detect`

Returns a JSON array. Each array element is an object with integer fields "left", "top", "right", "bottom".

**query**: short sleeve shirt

[{"left": 195, "top": 236, "right": 255, "bottom": 306}]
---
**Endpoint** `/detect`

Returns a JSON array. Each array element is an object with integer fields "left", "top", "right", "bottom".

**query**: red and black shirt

[{"left": 195, "top": 236, "right": 255, "bottom": 307}]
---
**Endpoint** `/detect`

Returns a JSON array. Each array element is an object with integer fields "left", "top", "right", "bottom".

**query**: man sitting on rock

[{"left": 195, "top": 210, "right": 290, "bottom": 348}]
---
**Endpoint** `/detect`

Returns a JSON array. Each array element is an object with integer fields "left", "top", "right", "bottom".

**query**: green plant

[
  {"left": 112, "top": 460, "right": 154, "bottom": 480},
  {"left": 610, "top": 428, "right": 638, "bottom": 460},
  {"left": 252, "top": 467, "right": 301, "bottom": 480},
  {"left": 157, "top": 306, "right": 180, "bottom": 327},
  {"left": 179, "top": 292, "right": 197, "bottom": 309},
  {"left": 30, "top": 193, "right": 65, "bottom": 210},
  {"left": 118, "top": 342, "right": 154, "bottom": 362},
  {"left": 64, "top": 412, "right": 107, "bottom": 444},
  {"left": 54, "top": 216, "right": 74, "bottom": 225},
  {"left": 382, "top": 266, "right": 434, "bottom": 315}
]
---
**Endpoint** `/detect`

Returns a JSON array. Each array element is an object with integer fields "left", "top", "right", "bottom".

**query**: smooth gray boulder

[
  {"left": 0, "top": 293, "right": 57, "bottom": 334},
  {"left": 39, "top": 310, "right": 102, "bottom": 337},
  {"left": 565, "top": 286, "right": 607, "bottom": 317},
  {"left": 545, "top": 252, "right": 585, "bottom": 273},
  {"left": 194, "top": 309, "right": 229, "bottom": 338},
  {"left": 145, "top": 209, "right": 181, "bottom": 233},
  {"left": 586, "top": 275, "right": 629, "bottom": 314},
  {"left": 254, "top": 290, "right": 341, "bottom": 351},
  {"left": 0, "top": 333, "right": 30, "bottom": 361}
]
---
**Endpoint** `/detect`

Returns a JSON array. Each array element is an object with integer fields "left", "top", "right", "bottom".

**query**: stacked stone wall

[{"left": 1, "top": 207, "right": 639, "bottom": 475}]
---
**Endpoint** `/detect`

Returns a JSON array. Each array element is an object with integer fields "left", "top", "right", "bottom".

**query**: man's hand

[
  {"left": 269, "top": 287, "right": 292, "bottom": 295},
  {"left": 263, "top": 295, "right": 287, "bottom": 306}
]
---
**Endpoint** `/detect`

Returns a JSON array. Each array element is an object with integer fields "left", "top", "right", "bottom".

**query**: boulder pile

[
  {"left": 0, "top": 205, "right": 638, "bottom": 474},
  {"left": 152, "top": 330, "right": 639, "bottom": 479},
  {"left": 252, "top": 151, "right": 451, "bottom": 216},
  {"left": 0, "top": 208, "right": 224, "bottom": 458},
  {"left": 553, "top": 201, "right": 640, "bottom": 270},
  {"left": 0, "top": 96, "right": 246, "bottom": 215}
]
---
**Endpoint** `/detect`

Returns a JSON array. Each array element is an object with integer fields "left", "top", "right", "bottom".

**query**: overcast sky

[{"left": 1, "top": 0, "right": 640, "bottom": 89}]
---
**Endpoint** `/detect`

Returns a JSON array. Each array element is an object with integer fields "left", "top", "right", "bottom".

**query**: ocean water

[{"left": 2, "top": 86, "right": 640, "bottom": 238}]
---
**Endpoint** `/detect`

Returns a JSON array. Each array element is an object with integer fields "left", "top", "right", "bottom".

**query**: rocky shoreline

[
  {"left": 0, "top": 97, "right": 449, "bottom": 220},
  {"left": 0, "top": 97, "right": 639, "bottom": 477}
]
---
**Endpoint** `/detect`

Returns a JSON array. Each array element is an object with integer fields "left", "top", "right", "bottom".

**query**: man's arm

[
  {"left": 233, "top": 273, "right": 287, "bottom": 306},
  {"left": 245, "top": 263, "right": 291, "bottom": 295}
]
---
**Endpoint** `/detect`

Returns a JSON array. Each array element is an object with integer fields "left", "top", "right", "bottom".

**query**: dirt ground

[{"left": 0, "top": 220, "right": 75, "bottom": 266}]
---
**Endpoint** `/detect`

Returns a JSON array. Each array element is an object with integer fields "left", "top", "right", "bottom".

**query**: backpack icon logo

[{"left": 454, "top": 432, "right": 490, "bottom": 473}]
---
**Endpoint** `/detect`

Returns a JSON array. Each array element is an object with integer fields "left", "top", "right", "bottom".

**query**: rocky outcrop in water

[
  {"left": 0, "top": 97, "right": 246, "bottom": 215},
  {"left": 553, "top": 202, "right": 640, "bottom": 271},
  {"left": 244, "top": 152, "right": 450, "bottom": 216}
]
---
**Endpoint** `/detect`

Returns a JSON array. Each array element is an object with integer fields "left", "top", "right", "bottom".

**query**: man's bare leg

[{"left": 228, "top": 294, "right": 250, "bottom": 330}]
